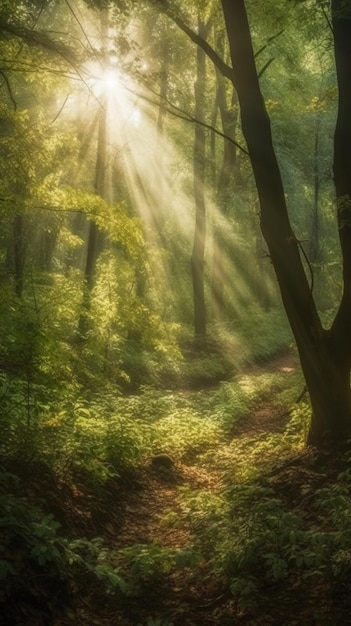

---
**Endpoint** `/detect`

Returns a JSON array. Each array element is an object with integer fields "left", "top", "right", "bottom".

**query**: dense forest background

[
  {"left": 0, "top": 0, "right": 342, "bottom": 395},
  {"left": 1, "top": 1, "right": 351, "bottom": 624}
]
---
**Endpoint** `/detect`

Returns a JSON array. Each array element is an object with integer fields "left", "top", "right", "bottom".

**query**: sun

[
  {"left": 87, "top": 61, "right": 124, "bottom": 99},
  {"left": 101, "top": 68, "right": 119, "bottom": 91}
]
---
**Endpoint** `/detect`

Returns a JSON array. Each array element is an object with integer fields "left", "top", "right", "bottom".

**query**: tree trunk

[
  {"left": 78, "top": 8, "right": 108, "bottom": 338},
  {"left": 78, "top": 100, "right": 107, "bottom": 338},
  {"left": 330, "top": 0, "right": 351, "bottom": 348},
  {"left": 310, "top": 126, "right": 321, "bottom": 265},
  {"left": 191, "top": 18, "right": 208, "bottom": 339},
  {"left": 221, "top": 0, "right": 351, "bottom": 445},
  {"left": 84, "top": 100, "right": 107, "bottom": 290},
  {"left": 13, "top": 214, "right": 24, "bottom": 298},
  {"left": 212, "top": 29, "right": 239, "bottom": 319}
]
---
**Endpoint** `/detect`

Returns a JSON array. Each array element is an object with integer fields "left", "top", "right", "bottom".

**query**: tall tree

[
  {"left": 211, "top": 27, "right": 239, "bottom": 318},
  {"left": 78, "top": 5, "right": 108, "bottom": 337},
  {"left": 220, "top": 0, "right": 351, "bottom": 446},
  {"left": 191, "top": 16, "right": 209, "bottom": 339}
]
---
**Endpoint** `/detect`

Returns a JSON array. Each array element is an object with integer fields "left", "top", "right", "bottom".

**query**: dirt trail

[
  {"left": 112, "top": 350, "right": 300, "bottom": 554},
  {"left": 113, "top": 457, "right": 223, "bottom": 553},
  {"left": 63, "top": 350, "right": 302, "bottom": 625},
  {"left": 232, "top": 351, "right": 301, "bottom": 439}
]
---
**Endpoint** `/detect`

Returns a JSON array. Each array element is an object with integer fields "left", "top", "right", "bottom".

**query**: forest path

[
  {"left": 92, "top": 350, "right": 302, "bottom": 625},
  {"left": 113, "top": 350, "right": 301, "bottom": 554},
  {"left": 229, "top": 350, "right": 301, "bottom": 438},
  {"left": 61, "top": 350, "right": 302, "bottom": 626}
]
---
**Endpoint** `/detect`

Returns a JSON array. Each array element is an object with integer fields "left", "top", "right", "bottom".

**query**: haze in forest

[{"left": 1, "top": 1, "right": 351, "bottom": 624}]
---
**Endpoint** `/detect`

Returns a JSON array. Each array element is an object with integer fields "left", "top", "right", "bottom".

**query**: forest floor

[{"left": 4, "top": 352, "right": 351, "bottom": 625}]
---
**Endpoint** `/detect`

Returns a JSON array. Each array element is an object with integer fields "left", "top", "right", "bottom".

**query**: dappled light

[{"left": 1, "top": 0, "right": 351, "bottom": 624}]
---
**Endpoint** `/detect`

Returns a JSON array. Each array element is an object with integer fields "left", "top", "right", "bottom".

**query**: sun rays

[
  {"left": 52, "top": 0, "right": 274, "bottom": 350},
  {"left": 73, "top": 59, "right": 273, "bottom": 331}
]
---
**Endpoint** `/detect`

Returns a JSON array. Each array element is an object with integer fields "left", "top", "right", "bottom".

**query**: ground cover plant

[{"left": 2, "top": 341, "right": 351, "bottom": 625}]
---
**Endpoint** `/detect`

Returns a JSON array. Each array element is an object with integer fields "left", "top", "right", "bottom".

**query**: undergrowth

[{"left": 3, "top": 341, "right": 350, "bottom": 624}]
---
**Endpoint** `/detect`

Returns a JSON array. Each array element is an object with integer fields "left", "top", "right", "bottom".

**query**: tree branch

[
  {"left": 0, "top": 18, "right": 81, "bottom": 67},
  {"left": 0, "top": 70, "right": 17, "bottom": 109},
  {"left": 148, "top": 1, "right": 281, "bottom": 85},
  {"left": 258, "top": 57, "right": 275, "bottom": 79},
  {"left": 254, "top": 29, "right": 284, "bottom": 58},
  {"left": 124, "top": 82, "right": 249, "bottom": 156},
  {"left": 147, "top": 0, "right": 237, "bottom": 85},
  {"left": 170, "top": 12, "right": 236, "bottom": 84}
]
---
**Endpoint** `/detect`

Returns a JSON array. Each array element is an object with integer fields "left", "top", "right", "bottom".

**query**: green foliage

[
  {"left": 0, "top": 344, "right": 300, "bottom": 482},
  {"left": 285, "top": 401, "right": 311, "bottom": 444},
  {"left": 0, "top": 2, "right": 347, "bottom": 622},
  {"left": 173, "top": 487, "right": 227, "bottom": 541},
  {"left": 211, "top": 380, "right": 250, "bottom": 426},
  {"left": 0, "top": 489, "right": 66, "bottom": 597},
  {"left": 1, "top": 335, "right": 342, "bottom": 623},
  {"left": 236, "top": 307, "right": 293, "bottom": 364},
  {"left": 36, "top": 393, "right": 154, "bottom": 481},
  {"left": 112, "top": 540, "right": 202, "bottom": 603},
  {"left": 0, "top": 472, "right": 84, "bottom": 607},
  {"left": 0, "top": 472, "right": 126, "bottom": 619},
  {"left": 100, "top": 385, "right": 223, "bottom": 462},
  {"left": 118, "top": 542, "right": 176, "bottom": 591},
  {"left": 0, "top": 376, "right": 151, "bottom": 481},
  {"left": 165, "top": 431, "right": 351, "bottom": 618},
  {"left": 171, "top": 473, "right": 351, "bottom": 614},
  {"left": 150, "top": 410, "right": 221, "bottom": 460}
]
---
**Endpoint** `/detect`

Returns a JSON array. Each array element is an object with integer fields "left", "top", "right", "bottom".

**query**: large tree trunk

[
  {"left": 78, "top": 6, "right": 108, "bottom": 339},
  {"left": 78, "top": 32, "right": 107, "bottom": 339},
  {"left": 212, "top": 29, "right": 239, "bottom": 319},
  {"left": 310, "top": 126, "right": 321, "bottom": 266},
  {"left": 221, "top": 0, "right": 351, "bottom": 445},
  {"left": 84, "top": 97, "right": 106, "bottom": 291},
  {"left": 330, "top": 0, "right": 351, "bottom": 348},
  {"left": 78, "top": 100, "right": 107, "bottom": 338},
  {"left": 191, "top": 18, "right": 208, "bottom": 339}
]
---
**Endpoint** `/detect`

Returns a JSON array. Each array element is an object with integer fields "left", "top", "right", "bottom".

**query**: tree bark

[
  {"left": 212, "top": 29, "right": 239, "bottom": 319},
  {"left": 330, "top": 0, "right": 351, "bottom": 350},
  {"left": 85, "top": 101, "right": 107, "bottom": 291},
  {"left": 191, "top": 18, "right": 208, "bottom": 339},
  {"left": 310, "top": 126, "right": 321, "bottom": 266},
  {"left": 220, "top": 0, "right": 351, "bottom": 445},
  {"left": 78, "top": 100, "right": 107, "bottom": 339},
  {"left": 78, "top": 6, "right": 108, "bottom": 338}
]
